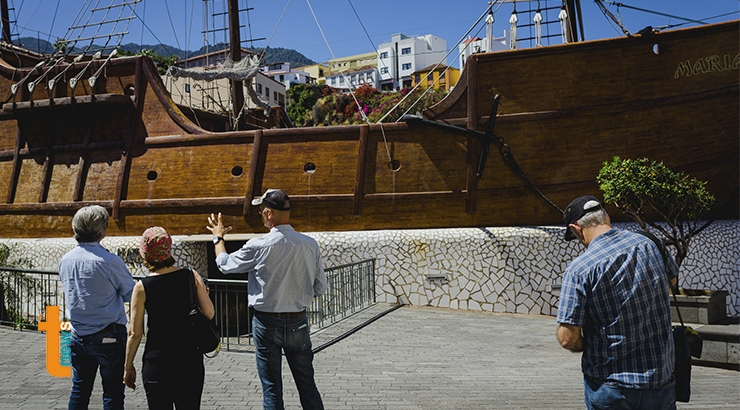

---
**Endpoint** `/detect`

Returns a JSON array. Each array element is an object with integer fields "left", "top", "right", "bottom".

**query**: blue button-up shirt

[
  {"left": 215, "top": 225, "right": 328, "bottom": 312},
  {"left": 59, "top": 242, "right": 134, "bottom": 336},
  {"left": 557, "top": 228, "right": 677, "bottom": 388}
]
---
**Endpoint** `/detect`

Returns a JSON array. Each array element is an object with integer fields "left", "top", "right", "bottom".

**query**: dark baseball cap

[
  {"left": 252, "top": 189, "right": 291, "bottom": 211},
  {"left": 563, "top": 195, "right": 603, "bottom": 240}
]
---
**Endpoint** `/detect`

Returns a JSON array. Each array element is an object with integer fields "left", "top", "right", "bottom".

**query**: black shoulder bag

[
  {"left": 187, "top": 270, "right": 221, "bottom": 356},
  {"left": 638, "top": 230, "right": 702, "bottom": 403}
]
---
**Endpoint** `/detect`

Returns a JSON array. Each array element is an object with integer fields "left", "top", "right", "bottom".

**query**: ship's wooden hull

[{"left": 0, "top": 21, "right": 737, "bottom": 238}]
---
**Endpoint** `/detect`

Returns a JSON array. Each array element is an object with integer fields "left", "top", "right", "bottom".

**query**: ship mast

[
  {"left": 1, "top": 0, "right": 11, "bottom": 44},
  {"left": 228, "top": 0, "right": 245, "bottom": 128},
  {"left": 565, "top": 0, "right": 584, "bottom": 42}
]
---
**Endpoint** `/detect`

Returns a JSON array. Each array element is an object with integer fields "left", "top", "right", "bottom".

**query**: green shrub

[{"left": 597, "top": 156, "right": 715, "bottom": 266}]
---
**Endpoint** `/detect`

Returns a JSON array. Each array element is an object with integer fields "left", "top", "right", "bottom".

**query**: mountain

[{"left": 14, "top": 37, "right": 316, "bottom": 68}]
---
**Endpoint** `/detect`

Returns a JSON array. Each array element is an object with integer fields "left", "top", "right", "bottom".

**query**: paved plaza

[{"left": 1, "top": 304, "right": 738, "bottom": 409}]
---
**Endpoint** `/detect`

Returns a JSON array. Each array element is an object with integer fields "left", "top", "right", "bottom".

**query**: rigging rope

[
  {"left": 558, "top": 5, "right": 569, "bottom": 43},
  {"left": 163, "top": 0, "right": 182, "bottom": 51},
  {"left": 534, "top": 7, "right": 543, "bottom": 47},
  {"left": 509, "top": 4, "right": 518, "bottom": 49}
]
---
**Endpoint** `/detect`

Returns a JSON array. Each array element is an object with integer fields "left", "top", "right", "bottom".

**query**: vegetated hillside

[{"left": 14, "top": 37, "right": 316, "bottom": 67}]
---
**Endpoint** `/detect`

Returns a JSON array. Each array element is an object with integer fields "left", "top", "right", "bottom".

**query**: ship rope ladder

[{"left": 7, "top": 0, "right": 141, "bottom": 100}]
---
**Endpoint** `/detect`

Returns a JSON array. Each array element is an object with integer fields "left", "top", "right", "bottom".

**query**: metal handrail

[{"left": 0, "top": 258, "right": 377, "bottom": 351}]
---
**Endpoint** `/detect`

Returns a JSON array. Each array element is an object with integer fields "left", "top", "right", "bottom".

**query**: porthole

[
  {"left": 304, "top": 162, "right": 316, "bottom": 174},
  {"left": 232, "top": 166, "right": 243, "bottom": 177},
  {"left": 652, "top": 43, "right": 662, "bottom": 55},
  {"left": 147, "top": 170, "right": 158, "bottom": 181}
]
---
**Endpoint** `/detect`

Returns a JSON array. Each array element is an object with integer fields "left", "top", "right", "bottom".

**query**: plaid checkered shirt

[{"left": 557, "top": 228, "right": 678, "bottom": 388}]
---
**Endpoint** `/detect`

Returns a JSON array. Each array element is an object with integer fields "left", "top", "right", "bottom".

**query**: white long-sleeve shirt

[{"left": 215, "top": 225, "right": 327, "bottom": 312}]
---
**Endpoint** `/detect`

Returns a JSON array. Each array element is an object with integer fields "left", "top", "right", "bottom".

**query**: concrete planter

[{"left": 670, "top": 290, "right": 729, "bottom": 324}]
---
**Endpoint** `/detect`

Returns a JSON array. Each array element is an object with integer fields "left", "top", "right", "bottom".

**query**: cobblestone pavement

[{"left": 1, "top": 304, "right": 738, "bottom": 409}]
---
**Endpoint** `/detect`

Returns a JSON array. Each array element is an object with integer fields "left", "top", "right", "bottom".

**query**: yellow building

[
  {"left": 328, "top": 52, "right": 377, "bottom": 74},
  {"left": 411, "top": 64, "right": 460, "bottom": 91},
  {"left": 294, "top": 63, "right": 330, "bottom": 84}
]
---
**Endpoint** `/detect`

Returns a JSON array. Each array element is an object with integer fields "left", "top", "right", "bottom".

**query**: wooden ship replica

[{"left": 0, "top": 0, "right": 736, "bottom": 238}]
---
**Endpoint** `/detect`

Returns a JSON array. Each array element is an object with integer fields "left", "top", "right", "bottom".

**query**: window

[
  {"left": 279, "top": 74, "right": 284, "bottom": 82},
  {"left": 402, "top": 63, "right": 411, "bottom": 70},
  {"left": 379, "top": 51, "right": 388, "bottom": 59},
  {"left": 380, "top": 67, "right": 388, "bottom": 74},
  {"left": 427, "top": 73, "right": 434, "bottom": 81},
  {"left": 266, "top": 87, "right": 270, "bottom": 98},
  {"left": 401, "top": 47, "right": 411, "bottom": 55},
  {"left": 340, "top": 77, "right": 344, "bottom": 84},
  {"left": 273, "top": 91, "right": 278, "bottom": 102},
  {"left": 440, "top": 72, "right": 445, "bottom": 79},
  {"left": 331, "top": 78, "right": 336, "bottom": 85},
  {"left": 415, "top": 74, "right": 420, "bottom": 83},
  {"left": 257, "top": 84, "right": 262, "bottom": 94}
]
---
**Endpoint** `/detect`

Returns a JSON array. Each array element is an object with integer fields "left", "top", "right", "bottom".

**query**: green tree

[
  {"left": 0, "top": 243, "right": 34, "bottom": 328},
  {"left": 597, "top": 156, "right": 715, "bottom": 267},
  {"left": 119, "top": 48, "right": 179, "bottom": 75},
  {"left": 286, "top": 83, "right": 329, "bottom": 126},
  {"left": 53, "top": 39, "right": 70, "bottom": 54},
  {"left": 304, "top": 85, "right": 448, "bottom": 126}
]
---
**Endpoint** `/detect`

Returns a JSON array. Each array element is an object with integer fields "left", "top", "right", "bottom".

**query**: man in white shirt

[{"left": 207, "top": 189, "right": 327, "bottom": 410}]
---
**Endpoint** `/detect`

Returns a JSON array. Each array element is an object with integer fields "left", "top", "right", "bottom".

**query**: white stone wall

[
  {"left": 309, "top": 220, "right": 739, "bottom": 317},
  {"left": 3, "top": 236, "right": 208, "bottom": 278},
  {"left": 2, "top": 220, "right": 737, "bottom": 317}
]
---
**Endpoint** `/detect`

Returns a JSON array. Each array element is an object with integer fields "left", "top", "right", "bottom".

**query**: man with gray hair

[
  {"left": 556, "top": 195, "right": 679, "bottom": 410},
  {"left": 59, "top": 205, "right": 135, "bottom": 409}
]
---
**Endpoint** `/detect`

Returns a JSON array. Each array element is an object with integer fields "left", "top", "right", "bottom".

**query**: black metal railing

[
  {"left": 210, "top": 259, "right": 377, "bottom": 350},
  {"left": 0, "top": 259, "right": 376, "bottom": 351},
  {"left": 0, "top": 267, "right": 65, "bottom": 329}
]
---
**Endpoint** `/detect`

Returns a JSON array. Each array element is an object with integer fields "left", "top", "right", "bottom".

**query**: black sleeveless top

[{"left": 141, "top": 268, "right": 197, "bottom": 358}]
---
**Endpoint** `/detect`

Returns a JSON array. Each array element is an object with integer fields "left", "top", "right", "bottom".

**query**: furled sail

[
  {"left": 167, "top": 54, "right": 259, "bottom": 82},
  {"left": 166, "top": 54, "right": 270, "bottom": 110}
]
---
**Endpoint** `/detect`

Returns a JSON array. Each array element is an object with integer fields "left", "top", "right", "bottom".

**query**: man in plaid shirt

[{"left": 556, "top": 196, "right": 678, "bottom": 410}]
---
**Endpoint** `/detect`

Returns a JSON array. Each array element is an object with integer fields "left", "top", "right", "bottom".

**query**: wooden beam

[
  {"left": 73, "top": 125, "right": 94, "bottom": 201},
  {"left": 38, "top": 108, "right": 61, "bottom": 203},
  {"left": 465, "top": 55, "right": 478, "bottom": 214},
  {"left": 243, "top": 129, "right": 263, "bottom": 217},
  {"left": 0, "top": 191, "right": 470, "bottom": 214},
  {"left": 353, "top": 124, "right": 369, "bottom": 216},
  {"left": 6, "top": 129, "right": 22, "bottom": 203},
  {"left": 113, "top": 58, "right": 147, "bottom": 219}
]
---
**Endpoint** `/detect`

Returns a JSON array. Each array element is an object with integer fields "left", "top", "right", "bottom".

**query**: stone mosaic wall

[
  {"left": 4, "top": 236, "right": 208, "bottom": 278},
  {"left": 2, "top": 220, "right": 737, "bottom": 317},
  {"left": 309, "top": 220, "right": 739, "bottom": 317}
]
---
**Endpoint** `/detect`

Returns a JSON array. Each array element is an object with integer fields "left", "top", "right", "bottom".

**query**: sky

[{"left": 12, "top": 0, "right": 740, "bottom": 67}]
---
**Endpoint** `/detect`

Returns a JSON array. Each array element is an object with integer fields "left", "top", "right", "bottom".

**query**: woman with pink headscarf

[{"left": 123, "top": 227, "right": 215, "bottom": 409}]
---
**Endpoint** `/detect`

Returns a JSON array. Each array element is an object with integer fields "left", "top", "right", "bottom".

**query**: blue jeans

[
  {"left": 252, "top": 313, "right": 323, "bottom": 410},
  {"left": 68, "top": 324, "right": 127, "bottom": 410},
  {"left": 584, "top": 376, "right": 676, "bottom": 410}
]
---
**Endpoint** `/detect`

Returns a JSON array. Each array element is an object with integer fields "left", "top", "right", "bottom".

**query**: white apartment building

[
  {"left": 377, "top": 33, "right": 447, "bottom": 90},
  {"left": 325, "top": 65, "right": 378, "bottom": 90},
  {"left": 458, "top": 30, "right": 508, "bottom": 68},
  {"left": 260, "top": 62, "right": 311, "bottom": 90}
]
